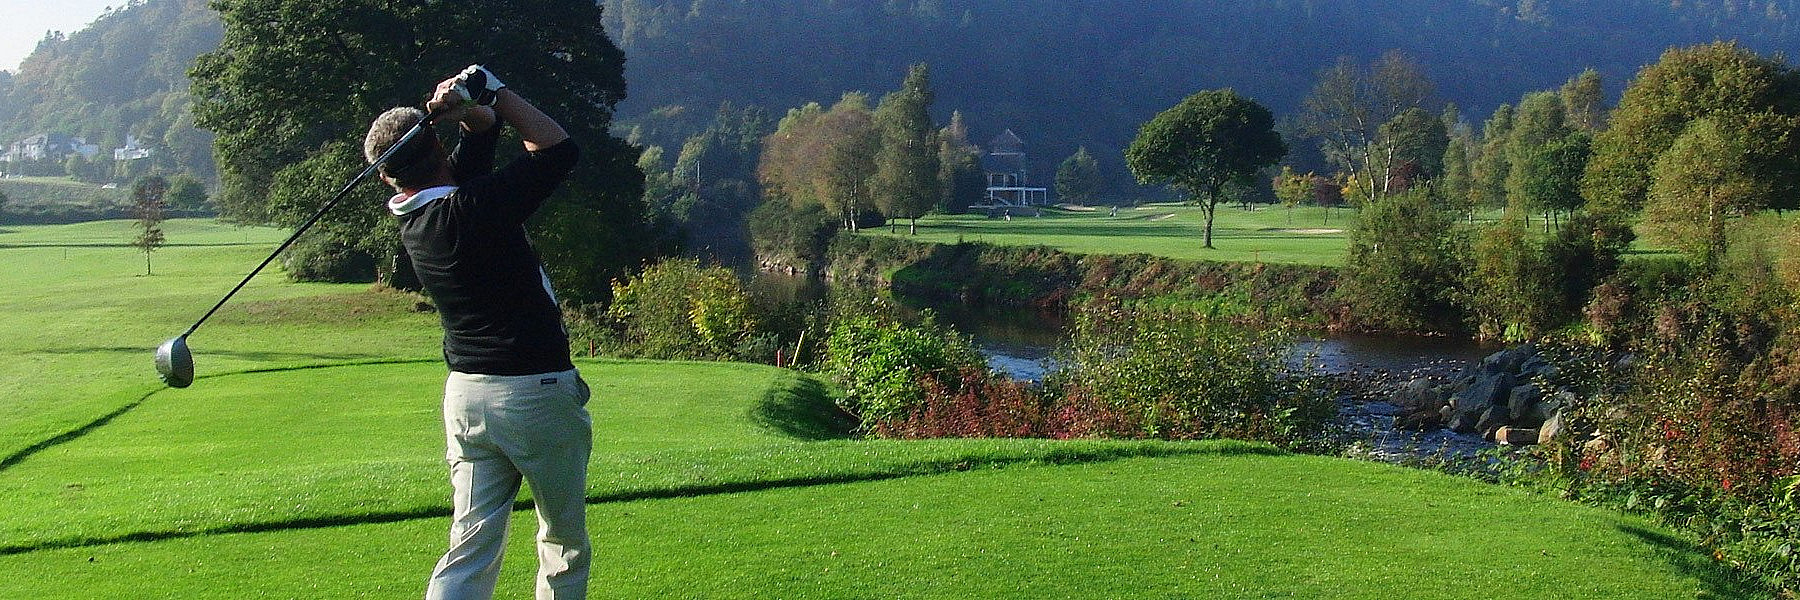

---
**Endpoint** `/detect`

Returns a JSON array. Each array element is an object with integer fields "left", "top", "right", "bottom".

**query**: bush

[
  {"left": 747, "top": 200, "right": 837, "bottom": 272},
  {"left": 1465, "top": 219, "right": 1556, "bottom": 341},
  {"left": 281, "top": 236, "right": 376, "bottom": 282},
  {"left": 1340, "top": 187, "right": 1469, "bottom": 333},
  {"left": 823, "top": 308, "right": 985, "bottom": 423},
  {"left": 1047, "top": 300, "right": 1334, "bottom": 446},
  {"left": 590, "top": 258, "right": 757, "bottom": 360}
]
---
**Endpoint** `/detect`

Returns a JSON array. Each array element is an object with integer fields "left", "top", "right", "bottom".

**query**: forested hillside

[
  {"left": 603, "top": 0, "right": 1800, "bottom": 187},
  {"left": 0, "top": 0, "right": 219, "bottom": 180},
  {"left": 6, "top": 0, "right": 1800, "bottom": 192}
]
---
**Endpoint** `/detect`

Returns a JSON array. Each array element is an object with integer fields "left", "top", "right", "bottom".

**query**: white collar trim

[{"left": 388, "top": 185, "right": 456, "bottom": 216}]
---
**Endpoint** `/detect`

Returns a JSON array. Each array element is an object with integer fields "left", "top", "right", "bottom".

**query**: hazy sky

[{"left": 0, "top": 0, "right": 119, "bottom": 72}]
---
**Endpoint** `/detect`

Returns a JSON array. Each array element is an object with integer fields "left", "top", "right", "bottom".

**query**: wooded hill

[{"left": 5, "top": 0, "right": 1800, "bottom": 193}]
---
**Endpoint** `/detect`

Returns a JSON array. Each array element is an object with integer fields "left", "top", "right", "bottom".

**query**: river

[{"left": 749, "top": 271, "right": 1501, "bottom": 458}]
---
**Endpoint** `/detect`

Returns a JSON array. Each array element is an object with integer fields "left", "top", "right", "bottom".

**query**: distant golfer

[{"left": 364, "top": 65, "right": 591, "bottom": 600}]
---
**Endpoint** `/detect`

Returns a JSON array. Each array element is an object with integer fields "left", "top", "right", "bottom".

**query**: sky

[{"left": 0, "top": 0, "right": 119, "bottom": 72}]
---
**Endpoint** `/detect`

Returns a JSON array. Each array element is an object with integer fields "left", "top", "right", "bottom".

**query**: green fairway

[
  {"left": 0, "top": 219, "right": 1762, "bottom": 598},
  {"left": 864, "top": 204, "right": 1359, "bottom": 265}
]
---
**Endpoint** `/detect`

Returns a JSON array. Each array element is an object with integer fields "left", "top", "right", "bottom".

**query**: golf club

[{"left": 154, "top": 109, "right": 445, "bottom": 388}]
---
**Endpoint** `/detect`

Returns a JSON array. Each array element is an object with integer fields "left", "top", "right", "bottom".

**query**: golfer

[{"left": 364, "top": 65, "right": 591, "bottom": 600}]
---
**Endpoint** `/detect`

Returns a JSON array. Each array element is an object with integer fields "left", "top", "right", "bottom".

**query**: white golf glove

[{"left": 453, "top": 65, "right": 505, "bottom": 106}]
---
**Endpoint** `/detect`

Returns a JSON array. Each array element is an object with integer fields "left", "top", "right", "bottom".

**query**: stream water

[{"left": 750, "top": 272, "right": 1501, "bottom": 458}]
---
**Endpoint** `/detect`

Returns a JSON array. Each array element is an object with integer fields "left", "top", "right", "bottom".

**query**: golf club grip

[{"left": 182, "top": 109, "right": 446, "bottom": 338}]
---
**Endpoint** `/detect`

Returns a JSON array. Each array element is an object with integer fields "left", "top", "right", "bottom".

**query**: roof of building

[{"left": 988, "top": 129, "right": 1024, "bottom": 153}]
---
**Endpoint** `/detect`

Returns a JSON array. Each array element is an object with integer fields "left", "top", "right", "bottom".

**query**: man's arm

[{"left": 491, "top": 89, "right": 568, "bottom": 151}]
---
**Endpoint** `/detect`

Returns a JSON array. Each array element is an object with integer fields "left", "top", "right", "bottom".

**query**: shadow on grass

[
  {"left": 0, "top": 386, "right": 160, "bottom": 473},
  {"left": 31, "top": 346, "right": 387, "bottom": 363},
  {"left": 0, "top": 242, "right": 270, "bottom": 249},
  {"left": 0, "top": 439, "right": 1271, "bottom": 556},
  {"left": 1617, "top": 524, "right": 1767, "bottom": 598},
  {"left": 747, "top": 373, "right": 857, "bottom": 440}
]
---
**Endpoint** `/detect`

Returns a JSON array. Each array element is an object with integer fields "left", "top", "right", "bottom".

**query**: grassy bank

[
  {"left": 0, "top": 219, "right": 1762, "bottom": 597},
  {"left": 866, "top": 204, "right": 1356, "bottom": 266}
]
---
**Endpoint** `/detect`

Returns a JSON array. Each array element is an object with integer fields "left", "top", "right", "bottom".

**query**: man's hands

[
  {"left": 425, "top": 63, "right": 567, "bottom": 151},
  {"left": 453, "top": 65, "right": 506, "bottom": 106},
  {"left": 427, "top": 72, "right": 496, "bottom": 133}
]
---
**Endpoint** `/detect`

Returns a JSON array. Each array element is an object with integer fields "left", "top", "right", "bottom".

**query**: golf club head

[{"left": 155, "top": 335, "right": 194, "bottom": 388}]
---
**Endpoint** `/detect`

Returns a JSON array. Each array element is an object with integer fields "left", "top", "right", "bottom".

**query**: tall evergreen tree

[
  {"left": 936, "top": 111, "right": 985, "bottom": 214},
  {"left": 872, "top": 64, "right": 941, "bottom": 234}
]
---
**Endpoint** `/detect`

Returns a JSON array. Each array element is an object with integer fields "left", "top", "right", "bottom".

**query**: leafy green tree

[
  {"left": 130, "top": 175, "right": 168, "bottom": 276},
  {"left": 1055, "top": 147, "right": 1102, "bottom": 206},
  {"left": 1470, "top": 103, "right": 1514, "bottom": 211},
  {"left": 1506, "top": 92, "right": 1588, "bottom": 224},
  {"left": 1375, "top": 106, "right": 1448, "bottom": 188},
  {"left": 819, "top": 93, "right": 881, "bottom": 231},
  {"left": 872, "top": 64, "right": 940, "bottom": 234},
  {"left": 936, "top": 111, "right": 985, "bottom": 214},
  {"left": 1584, "top": 41, "right": 1800, "bottom": 215},
  {"left": 1126, "top": 89, "right": 1286, "bottom": 249},
  {"left": 0, "top": 188, "right": 9, "bottom": 223},
  {"left": 1559, "top": 68, "right": 1605, "bottom": 131},
  {"left": 190, "top": 0, "right": 649, "bottom": 303},
  {"left": 1464, "top": 219, "right": 1555, "bottom": 341},
  {"left": 1341, "top": 186, "right": 1468, "bottom": 333},
  {"left": 1440, "top": 134, "right": 1475, "bottom": 213},
  {"left": 165, "top": 173, "right": 209, "bottom": 211},
  {"left": 758, "top": 102, "right": 828, "bottom": 210},
  {"left": 1647, "top": 118, "right": 1761, "bottom": 267}
]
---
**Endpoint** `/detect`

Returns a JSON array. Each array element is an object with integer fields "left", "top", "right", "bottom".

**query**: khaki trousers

[{"left": 425, "top": 368, "right": 592, "bottom": 600}]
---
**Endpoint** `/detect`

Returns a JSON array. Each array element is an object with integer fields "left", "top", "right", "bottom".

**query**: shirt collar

[{"left": 388, "top": 185, "right": 457, "bottom": 216}]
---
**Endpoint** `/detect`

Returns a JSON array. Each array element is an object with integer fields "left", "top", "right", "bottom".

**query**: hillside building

[
  {"left": 2, "top": 133, "right": 98, "bottom": 163},
  {"left": 979, "top": 129, "right": 1049, "bottom": 206}
]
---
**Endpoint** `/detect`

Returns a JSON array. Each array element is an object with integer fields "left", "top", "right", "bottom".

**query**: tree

[
  {"left": 1646, "top": 118, "right": 1761, "bottom": 267},
  {"left": 1055, "top": 147, "right": 1102, "bottom": 206},
  {"left": 1299, "top": 51, "right": 1435, "bottom": 202},
  {"left": 1470, "top": 104, "right": 1514, "bottom": 211},
  {"left": 1506, "top": 91, "right": 1588, "bottom": 226},
  {"left": 1584, "top": 41, "right": 1800, "bottom": 215},
  {"left": 131, "top": 175, "right": 168, "bottom": 275},
  {"left": 165, "top": 173, "right": 209, "bottom": 211},
  {"left": 1440, "top": 133, "right": 1475, "bottom": 214},
  {"left": 0, "top": 188, "right": 9, "bottom": 223},
  {"left": 1374, "top": 106, "right": 1448, "bottom": 190},
  {"left": 1126, "top": 89, "right": 1286, "bottom": 249},
  {"left": 190, "top": 0, "right": 649, "bottom": 303},
  {"left": 1341, "top": 187, "right": 1467, "bottom": 333},
  {"left": 819, "top": 93, "right": 881, "bottom": 231},
  {"left": 872, "top": 64, "right": 940, "bottom": 234},
  {"left": 936, "top": 111, "right": 985, "bottom": 214},
  {"left": 1559, "top": 68, "right": 1605, "bottom": 131}
]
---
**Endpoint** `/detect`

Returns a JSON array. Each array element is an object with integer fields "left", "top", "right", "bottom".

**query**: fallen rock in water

[{"left": 1392, "top": 378, "right": 1448, "bottom": 430}]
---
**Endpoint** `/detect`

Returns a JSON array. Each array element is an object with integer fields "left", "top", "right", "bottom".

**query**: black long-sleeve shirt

[{"left": 390, "top": 123, "right": 581, "bottom": 375}]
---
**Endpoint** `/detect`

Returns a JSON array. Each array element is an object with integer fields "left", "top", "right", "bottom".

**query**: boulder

[
  {"left": 1476, "top": 405, "right": 1508, "bottom": 436},
  {"left": 1507, "top": 383, "right": 1544, "bottom": 423},
  {"left": 1391, "top": 378, "right": 1444, "bottom": 414},
  {"left": 1538, "top": 411, "right": 1565, "bottom": 445},
  {"left": 1495, "top": 426, "right": 1539, "bottom": 446},
  {"left": 1447, "top": 372, "right": 1515, "bottom": 433}
]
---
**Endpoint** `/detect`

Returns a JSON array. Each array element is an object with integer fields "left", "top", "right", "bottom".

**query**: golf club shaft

[{"left": 181, "top": 110, "right": 444, "bottom": 339}]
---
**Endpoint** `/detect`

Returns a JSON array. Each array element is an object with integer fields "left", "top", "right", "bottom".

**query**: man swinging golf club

[{"left": 364, "top": 65, "right": 590, "bottom": 600}]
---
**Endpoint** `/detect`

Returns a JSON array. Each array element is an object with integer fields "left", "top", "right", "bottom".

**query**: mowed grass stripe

[{"left": 0, "top": 455, "right": 1746, "bottom": 599}]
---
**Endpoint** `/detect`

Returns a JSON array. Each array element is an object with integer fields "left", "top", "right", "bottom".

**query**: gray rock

[
  {"left": 1476, "top": 405, "right": 1509, "bottom": 435},
  {"left": 1507, "top": 383, "right": 1545, "bottom": 423},
  {"left": 1448, "top": 371, "right": 1515, "bottom": 434},
  {"left": 1392, "top": 378, "right": 1444, "bottom": 413}
]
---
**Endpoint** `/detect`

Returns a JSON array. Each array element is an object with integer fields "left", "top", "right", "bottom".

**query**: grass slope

[{"left": 0, "top": 219, "right": 1760, "bottom": 598}]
